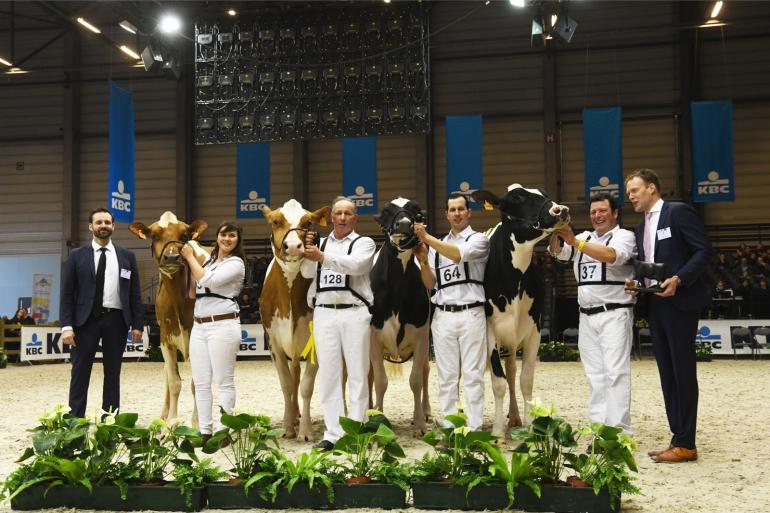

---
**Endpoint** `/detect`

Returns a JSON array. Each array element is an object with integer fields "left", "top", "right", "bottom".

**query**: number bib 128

[{"left": 319, "top": 268, "right": 345, "bottom": 287}]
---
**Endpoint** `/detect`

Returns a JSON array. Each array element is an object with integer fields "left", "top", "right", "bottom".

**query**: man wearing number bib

[
  {"left": 548, "top": 192, "right": 636, "bottom": 434},
  {"left": 414, "top": 193, "right": 490, "bottom": 431},
  {"left": 301, "top": 197, "right": 376, "bottom": 451}
]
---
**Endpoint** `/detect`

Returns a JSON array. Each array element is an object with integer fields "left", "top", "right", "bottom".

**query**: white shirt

[
  {"left": 92, "top": 240, "right": 121, "bottom": 309},
  {"left": 552, "top": 225, "right": 636, "bottom": 308},
  {"left": 301, "top": 230, "right": 376, "bottom": 308},
  {"left": 194, "top": 255, "right": 245, "bottom": 317},
  {"left": 427, "top": 226, "right": 489, "bottom": 306},
  {"left": 645, "top": 199, "right": 664, "bottom": 262}
]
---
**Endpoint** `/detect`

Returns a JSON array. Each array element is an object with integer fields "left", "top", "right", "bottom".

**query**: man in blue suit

[
  {"left": 625, "top": 169, "right": 712, "bottom": 463},
  {"left": 60, "top": 208, "right": 144, "bottom": 418}
]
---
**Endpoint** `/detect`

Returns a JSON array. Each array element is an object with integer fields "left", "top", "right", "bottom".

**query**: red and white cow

[
  {"left": 129, "top": 211, "right": 209, "bottom": 424},
  {"left": 370, "top": 198, "right": 432, "bottom": 434},
  {"left": 259, "top": 199, "right": 330, "bottom": 441},
  {"left": 472, "top": 185, "right": 570, "bottom": 437}
]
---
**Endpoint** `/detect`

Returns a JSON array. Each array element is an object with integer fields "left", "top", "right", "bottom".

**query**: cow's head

[
  {"left": 129, "top": 212, "right": 208, "bottom": 274},
  {"left": 261, "top": 199, "right": 330, "bottom": 263},
  {"left": 473, "top": 184, "right": 570, "bottom": 234},
  {"left": 374, "top": 197, "right": 426, "bottom": 251}
]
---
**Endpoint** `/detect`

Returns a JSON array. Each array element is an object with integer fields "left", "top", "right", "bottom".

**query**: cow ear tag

[{"left": 483, "top": 201, "right": 495, "bottom": 211}]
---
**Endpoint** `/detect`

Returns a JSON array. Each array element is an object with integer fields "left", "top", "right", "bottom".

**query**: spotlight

[
  {"left": 0, "top": 56, "right": 11, "bottom": 67},
  {"left": 509, "top": 0, "right": 526, "bottom": 7},
  {"left": 119, "top": 20, "right": 137, "bottom": 34},
  {"left": 7, "top": 67, "right": 29, "bottom": 74},
  {"left": 120, "top": 46, "right": 141, "bottom": 60},
  {"left": 141, "top": 44, "right": 164, "bottom": 72},
  {"left": 531, "top": 19, "right": 543, "bottom": 36},
  {"left": 710, "top": 1, "right": 723, "bottom": 18},
  {"left": 159, "top": 14, "right": 181, "bottom": 34},
  {"left": 227, "top": 9, "right": 237, "bottom": 16},
  {"left": 163, "top": 55, "right": 182, "bottom": 81},
  {"left": 76, "top": 17, "right": 101, "bottom": 34},
  {"left": 553, "top": 16, "right": 578, "bottom": 43}
]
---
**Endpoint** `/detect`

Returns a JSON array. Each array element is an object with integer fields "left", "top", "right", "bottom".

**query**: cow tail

[{"left": 490, "top": 347, "right": 506, "bottom": 379}]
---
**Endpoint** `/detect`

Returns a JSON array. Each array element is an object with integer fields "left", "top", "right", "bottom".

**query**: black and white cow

[
  {"left": 370, "top": 197, "right": 432, "bottom": 434},
  {"left": 472, "top": 184, "right": 570, "bottom": 437}
]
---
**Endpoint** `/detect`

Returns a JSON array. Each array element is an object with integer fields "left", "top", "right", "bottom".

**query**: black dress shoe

[
  {"left": 313, "top": 440, "right": 334, "bottom": 452},
  {"left": 200, "top": 434, "right": 212, "bottom": 447}
]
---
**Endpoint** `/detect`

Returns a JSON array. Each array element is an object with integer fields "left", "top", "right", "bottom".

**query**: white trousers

[
  {"left": 431, "top": 307, "right": 487, "bottom": 431},
  {"left": 189, "top": 318, "right": 240, "bottom": 435},
  {"left": 313, "top": 306, "right": 371, "bottom": 443},
  {"left": 578, "top": 307, "right": 633, "bottom": 433}
]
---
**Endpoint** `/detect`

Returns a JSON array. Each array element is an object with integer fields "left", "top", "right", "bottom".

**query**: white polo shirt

[
  {"left": 551, "top": 225, "right": 637, "bottom": 308},
  {"left": 427, "top": 226, "right": 489, "bottom": 306},
  {"left": 194, "top": 255, "right": 245, "bottom": 317}
]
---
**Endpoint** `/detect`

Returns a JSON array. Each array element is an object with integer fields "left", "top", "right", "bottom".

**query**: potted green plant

[
  {"left": 695, "top": 341, "right": 713, "bottom": 362},
  {"left": 538, "top": 341, "right": 580, "bottom": 362},
  {"left": 564, "top": 423, "right": 641, "bottom": 511},
  {"left": 476, "top": 441, "right": 541, "bottom": 508},
  {"left": 245, "top": 448, "right": 340, "bottom": 508},
  {"left": 411, "top": 412, "right": 500, "bottom": 510},
  {"left": 171, "top": 458, "right": 225, "bottom": 509},
  {"left": 203, "top": 409, "right": 285, "bottom": 509},
  {"left": 332, "top": 409, "right": 408, "bottom": 508},
  {"left": 510, "top": 400, "right": 638, "bottom": 513}
]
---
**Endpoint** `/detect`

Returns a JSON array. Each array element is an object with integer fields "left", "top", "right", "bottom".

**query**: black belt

[
  {"left": 194, "top": 312, "right": 239, "bottom": 324},
  {"left": 579, "top": 303, "right": 633, "bottom": 316},
  {"left": 92, "top": 307, "right": 121, "bottom": 318},
  {"left": 316, "top": 304, "right": 359, "bottom": 309},
  {"left": 435, "top": 301, "right": 485, "bottom": 312}
]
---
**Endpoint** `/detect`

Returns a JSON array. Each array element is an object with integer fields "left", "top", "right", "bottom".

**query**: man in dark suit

[
  {"left": 60, "top": 208, "right": 144, "bottom": 418},
  {"left": 625, "top": 169, "right": 712, "bottom": 463}
]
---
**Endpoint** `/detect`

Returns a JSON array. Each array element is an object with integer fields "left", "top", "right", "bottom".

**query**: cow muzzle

[
  {"left": 389, "top": 216, "right": 419, "bottom": 251},
  {"left": 549, "top": 204, "right": 570, "bottom": 223}
]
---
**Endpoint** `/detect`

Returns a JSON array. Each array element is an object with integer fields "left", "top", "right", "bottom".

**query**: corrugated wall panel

[
  {"left": 433, "top": 119, "right": 545, "bottom": 234},
  {"left": 308, "top": 139, "right": 343, "bottom": 214},
  {"left": 0, "top": 141, "right": 63, "bottom": 254},
  {"left": 373, "top": 135, "right": 420, "bottom": 235},
  {"left": 560, "top": 117, "right": 677, "bottom": 222},
  {"left": 192, "top": 142, "right": 294, "bottom": 240},
  {"left": 704, "top": 105, "right": 770, "bottom": 224},
  {"left": 699, "top": 36, "right": 770, "bottom": 101},
  {"left": 556, "top": 44, "right": 677, "bottom": 112},
  {"left": 78, "top": 135, "right": 177, "bottom": 253}
]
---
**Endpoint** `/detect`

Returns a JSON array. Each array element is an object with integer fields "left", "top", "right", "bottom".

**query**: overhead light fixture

[
  {"left": 509, "top": 0, "right": 526, "bottom": 7},
  {"left": 531, "top": 19, "right": 543, "bottom": 36},
  {"left": 119, "top": 20, "right": 138, "bottom": 34},
  {"left": 0, "top": 56, "right": 12, "bottom": 67},
  {"left": 710, "top": 1, "right": 723, "bottom": 19},
  {"left": 227, "top": 9, "right": 236, "bottom": 16},
  {"left": 697, "top": 20, "right": 727, "bottom": 28},
  {"left": 76, "top": 17, "right": 101, "bottom": 34},
  {"left": 163, "top": 55, "right": 181, "bottom": 81},
  {"left": 120, "top": 45, "right": 141, "bottom": 60},
  {"left": 7, "top": 67, "right": 29, "bottom": 74},
  {"left": 141, "top": 44, "right": 164, "bottom": 72},
  {"left": 553, "top": 16, "right": 578, "bottom": 43},
  {"left": 384, "top": 0, "right": 391, "bottom": 3},
  {"left": 132, "top": 60, "right": 144, "bottom": 68},
  {"left": 551, "top": 14, "right": 558, "bottom": 28},
  {"left": 159, "top": 14, "right": 181, "bottom": 34}
]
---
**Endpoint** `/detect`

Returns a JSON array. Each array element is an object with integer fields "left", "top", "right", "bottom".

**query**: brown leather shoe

[
  {"left": 647, "top": 444, "right": 673, "bottom": 457},
  {"left": 652, "top": 446, "right": 698, "bottom": 463}
]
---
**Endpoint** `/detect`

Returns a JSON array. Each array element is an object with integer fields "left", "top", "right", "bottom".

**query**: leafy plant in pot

[
  {"left": 334, "top": 409, "right": 406, "bottom": 485},
  {"left": 511, "top": 400, "right": 578, "bottom": 484},
  {"left": 566, "top": 423, "right": 641, "bottom": 509},
  {"left": 201, "top": 408, "right": 284, "bottom": 483},
  {"left": 476, "top": 441, "right": 541, "bottom": 507},
  {"left": 122, "top": 418, "right": 201, "bottom": 484}
]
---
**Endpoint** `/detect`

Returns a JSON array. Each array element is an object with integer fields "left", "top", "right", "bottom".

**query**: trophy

[{"left": 625, "top": 259, "right": 667, "bottom": 294}]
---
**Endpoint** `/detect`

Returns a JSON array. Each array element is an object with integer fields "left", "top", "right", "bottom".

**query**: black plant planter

[
  {"left": 332, "top": 482, "right": 407, "bottom": 509},
  {"left": 515, "top": 483, "right": 619, "bottom": 513},
  {"left": 10, "top": 484, "right": 205, "bottom": 511},
  {"left": 206, "top": 481, "right": 273, "bottom": 509},
  {"left": 411, "top": 482, "right": 511, "bottom": 510},
  {"left": 271, "top": 482, "right": 334, "bottom": 509}
]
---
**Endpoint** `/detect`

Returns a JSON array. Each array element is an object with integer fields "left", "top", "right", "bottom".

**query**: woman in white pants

[{"left": 181, "top": 221, "right": 245, "bottom": 442}]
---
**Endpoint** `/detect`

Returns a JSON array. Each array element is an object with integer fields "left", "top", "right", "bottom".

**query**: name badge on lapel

[
  {"left": 657, "top": 227, "right": 672, "bottom": 240},
  {"left": 120, "top": 268, "right": 132, "bottom": 279}
]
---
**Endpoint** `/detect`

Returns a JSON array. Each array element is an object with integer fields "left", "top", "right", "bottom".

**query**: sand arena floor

[{"left": 0, "top": 358, "right": 767, "bottom": 513}]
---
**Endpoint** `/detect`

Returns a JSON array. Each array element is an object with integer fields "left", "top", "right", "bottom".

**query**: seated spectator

[
  {"left": 5, "top": 307, "right": 35, "bottom": 327},
  {"left": 239, "top": 291, "right": 259, "bottom": 324},
  {"left": 753, "top": 277, "right": 770, "bottom": 319},
  {"left": 711, "top": 280, "right": 734, "bottom": 319}
]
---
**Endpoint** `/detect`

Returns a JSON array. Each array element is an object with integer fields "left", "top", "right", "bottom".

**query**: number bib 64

[{"left": 441, "top": 264, "right": 466, "bottom": 284}]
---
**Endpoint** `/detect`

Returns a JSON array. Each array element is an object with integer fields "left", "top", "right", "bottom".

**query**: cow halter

[
  {"left": 383, "top": 209, "right": 423, "bottom": 251},
  {"left": 155, "top": 237, "right": 190, "bottom": 279}
]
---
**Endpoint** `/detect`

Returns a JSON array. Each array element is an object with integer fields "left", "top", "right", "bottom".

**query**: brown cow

[
  {"left": 129, "top": 211, "right": 209, "bottom": 423},
  {"left": 259, "top": 199, "right": 330, "bottom": 441}
]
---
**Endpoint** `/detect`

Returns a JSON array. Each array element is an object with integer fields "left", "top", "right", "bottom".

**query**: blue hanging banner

[
  {"left": 446, "top": 115, "right": 483, "bottom": 210},
  {"left": 108, "top": 81, "right": 136, "bottom": 223},
  {"left": 583, "top": 106, "right": 623, "bottom": 205},
  {"left": 236, "top": 143, "right": 271, "bottom": 218},
  {"left": 691, "top": 100, "right": 735, "bottom": 203},
  {"left": 342, "top": 136, "right": 377, "bottom": 214}
]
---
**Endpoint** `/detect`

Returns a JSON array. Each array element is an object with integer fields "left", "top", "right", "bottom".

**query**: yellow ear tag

[
  {"left": 301, "top": 320, "right": 316, "bottom": 365},
  {"left": 483, "top": 201, "right": 495, "bottom": 211}
]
